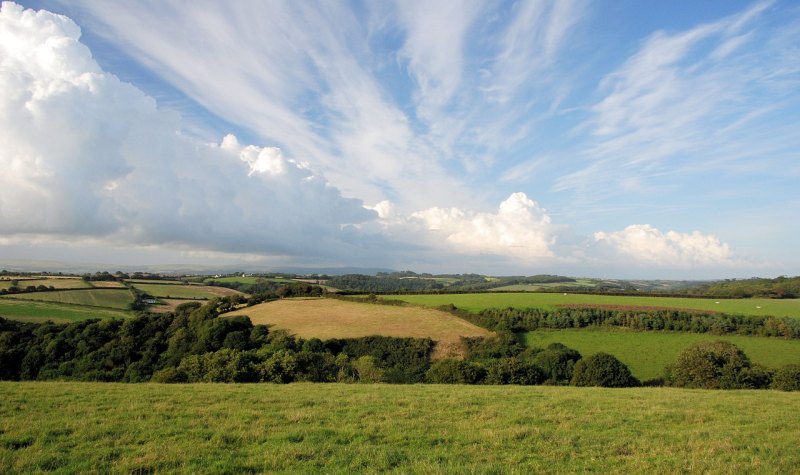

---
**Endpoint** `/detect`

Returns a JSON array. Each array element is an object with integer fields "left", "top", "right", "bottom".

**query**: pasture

[
  {"left": 3, "top": 289, "right": 134, "bottom": 310},
  {"left": 205, "top": 276, "right": 294, "bottom": 285},
  {"left": 1, "top": 382, "right": 798, "bottom": 473},
  {"left": 224, "top": 298, "right": 489, "bottom": 358},
  {"left": 0, "top": 300, "right": 130, "bottom": 323},
  {"left": 87, "top": 281, "right": 128, "bottom": 288},
  {"left": 490, "top": 278, "right": 597, "bottom": 292},
  {"left": 524, "top": 330, "right": 800, "bottom": 380},
  {"left": 393, "top": 292, "right": 800, "bottom": 318},
  {"left": 148, "top": 298, "right": 204, "bottom": 313},
  {"left": 0, "top": 277, "right": 89, "bottom": 290},
  {"left": 130, "top": 283, "right": 243, "bottom": 299}
]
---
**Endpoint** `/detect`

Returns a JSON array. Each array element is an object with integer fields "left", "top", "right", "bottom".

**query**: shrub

[
  {"left": 352, "top": 356, "right": 385, "bottom": 383},
  {"left": 771, "top": 364, "right": 800, "bottom": 391},
  {"left": 485, "top": 358, "right": 545, "bottom": 385},
  {"left": 531, "top": 343, "right": 581, "bottom": 384},
  {"left": 669, "top": 341, "right": 758, "bottom": 389},
  {"left": 571, "top": 353, "right": 639, "bottom": 388},
  {"left": 426, "top": 359, "right": 487, "bottom": 384}
]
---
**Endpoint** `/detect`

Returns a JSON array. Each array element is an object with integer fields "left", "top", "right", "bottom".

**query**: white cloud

[
  {"left": 0, "top": 3, "right": 375, "bottom": 258},
  {"left": 557, "top": 1, "right": 800, "bottom": 197},
  {"left": 594, "top": 224, "right": 734, "bottom": 266},
  {"left": 409, "top": 192, "right": 556, "bottom": 260}
]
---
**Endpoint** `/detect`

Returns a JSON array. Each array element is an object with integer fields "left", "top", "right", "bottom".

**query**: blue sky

[{"left": 1, "top": 1, "right": 799, "bottom": 277}]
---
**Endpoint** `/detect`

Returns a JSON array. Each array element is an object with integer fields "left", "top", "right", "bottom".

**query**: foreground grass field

[
  {"left": 0, "top": 300, "right": 130, "bottom": 323},
  {"left": 2, "top": 289, "right": 134, "bottom": 310},
  {"left": 1, "top": 382, "right": 798, "bottom": 473},
  {"left": 394, "top": 292, "right": 800, "bottom": 318},
  {"left": 130, "top": 283, "right": 243, "bottom": 299},
  {"left": 225, "top": 298, "right": 490, "bottom": 357},
  {"left": 524, "top": 329, "right": 800, "bottom": 380}
]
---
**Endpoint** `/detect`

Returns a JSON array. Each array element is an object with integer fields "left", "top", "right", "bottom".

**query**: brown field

[
  {"left": 87, "top": 281, "right": 128, "bottom": 288},
  {"left": 0, "top": 277, "right": 89, "bottom": 289},
  {"left": 148, "top": 298, "right": 205, "bottom": 313},
  {"left": 225, "top": 298, "right": 491, "bottom": 358}
]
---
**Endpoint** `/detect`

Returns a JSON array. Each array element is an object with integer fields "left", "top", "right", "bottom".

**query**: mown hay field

[
  {"left": 225, "top": 298, "right": 490, "bottom": 357},
  {"left": 524, "top": 329, "right": 800, "bottom": 380},
  {"left": 2, "top": 289, "right": 134, "bottom": 310},
  {"left": 148, "top": 298, "right": 205, "bottom": 314},
  {"left": 394, "top": 292, "right": 800, "bottom": 318},
  {"left": 1, "top": 382, "right": 798, "bottom": 473},
  {"left": 0, "top": 277, "right": 90, "bottom": 290},
  {"left": 87, "top": 281, "right": 128, "bottom": 288},
  {"left": 0, "top": 300, "right": 130, "bottom": 323},
  {"left": 205, "top": 276, "right": 294, "bottom": 285},
  {"left": 130, "top": 283, "right": 243, "bottom": 299}
]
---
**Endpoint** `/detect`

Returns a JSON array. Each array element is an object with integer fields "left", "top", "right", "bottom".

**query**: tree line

[{"left": 446, "top": 306, "right": 800, "bottom": 339}]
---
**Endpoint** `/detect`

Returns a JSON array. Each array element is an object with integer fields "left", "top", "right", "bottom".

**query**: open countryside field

[
  {"left": 148, "top": 298, "right": 204, "bottom": 313},
  {"left": 130, "top": 283, "right": 243, "bottom": 299},
  {"left": 206, "top": 276, "right": 294, "bottom": 285},
  {"left": 2, "top": 289, "right": 134, "bottom": 310},
  {"left": 491, "top": 279, "right": 598, "bottom": 292},
  {"left": 225, "top": 298, "right": 489, "bottom": 358},
  {"left": 394, "top": 292, "right": 800, "bottom": 318},
  {"left": 524, "top": 329, "right": 800, "bottom": 381},
  {"left": 1, "top": 382, "right": 798, "bottom": 473},
  {"left": 87, "top": 280, "right": 128, "bottom": 288},
  {"left": 0, "top": 277, "right": 89, "bottom": 290},
  {"left": 0, "top": 300, "right": 130, "bottom": 323}
]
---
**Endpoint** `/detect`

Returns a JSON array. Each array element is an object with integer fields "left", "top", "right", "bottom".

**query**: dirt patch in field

[
  {"left": 556, "top": 304, "right": 721, "bottom": 314},
  {"left": 224, "top": 298, "right": 490, "bottom": 359},
  {"left": 148, "top": 299, "right": 205, "bottom": 313},
  {"left": 202, "top": 286, "right": 245, "bottom": 297}
]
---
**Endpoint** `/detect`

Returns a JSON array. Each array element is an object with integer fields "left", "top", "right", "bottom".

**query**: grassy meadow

[
  {"left": 524, "top": 329, "right": 800, "bottom": 380},
  {"left": 0, "top": 299, "right": 130, "bottom": 323},
  {"left": 1, "top": 382, "right": 798, "bottom": 473},
  {"left": 225, "top": 298, "right": 490, "bottom": 358},
  {"left": 205, "top": 276, "right": 294, "bottom": 285},
  {"left": 130, "top": 283, "right": 242, "bottom": 299},
  {"left": 0, "top": 277, "right": 89, "bottom": 290},
  {"left": 393, "top": 292, "right": 800, "bottom": 318},
  {"left": 3, "top": 289, "right": 134, "bottom": 310}
]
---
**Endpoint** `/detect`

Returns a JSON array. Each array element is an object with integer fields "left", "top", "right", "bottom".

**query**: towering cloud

[
  {"left": 0, "top": 3, "right": 374, "bottom": 257},
  {"left": 594, "top": 224, "right": 734, "bottom": 266}
]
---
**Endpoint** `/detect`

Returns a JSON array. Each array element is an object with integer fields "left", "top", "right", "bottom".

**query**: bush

[
  {"left": 669, "top": 341, "right": 762, "bottom": 389},
  {"left": 571, "top": 353, "right": 639, "bottom": 388},
  {"left": 485, "top": 358, "right": 545, "bottom": 385},
  {"left": 352, "top": 356, "right": 385, "bottom": 383},
  {"left": 771, "top": 364, "right": 800, "bottom": 391},
  {"left": 531, "top": 343, "right": 581, "bottom": 384},
  {"left": 426, "top": 359, "right": 486, "bottom": 384}
]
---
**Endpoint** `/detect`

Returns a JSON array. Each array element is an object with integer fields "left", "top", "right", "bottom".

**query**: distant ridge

[{"left": 0, "top": 259, "right": 394, "bottom": 276}]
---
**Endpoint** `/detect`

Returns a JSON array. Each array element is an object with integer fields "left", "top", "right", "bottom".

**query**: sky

[{"left": 1, "top": 0, "right": 799, "bottom": 278}]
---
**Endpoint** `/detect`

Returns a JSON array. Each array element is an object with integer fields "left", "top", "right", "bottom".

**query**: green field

[
  {"left": 393, "top": 292, "right": 800, "bottom": 318},
  {"left": 0, "top": 278, "right": 89, "bottom": 290},
  {"left": 0, "top": 300, "right": 130, "bottom": 323},
  {"left": 130, "top": 283, "right": 241, "bottom": 299},
  {"left": 1, "top": 382, "right": 797, "bottom": 473},
  {"left": 524, "top": 329, "right": 800, "bottom": 380},
  {"left": 491, "top": 279, "right": 597, "bottom": 292},
  {"left": 205, "top": 276, "right": 294, "bottom": 285},
  {"left": 3, "top": 289, "right": 134, "bottom": 310}
]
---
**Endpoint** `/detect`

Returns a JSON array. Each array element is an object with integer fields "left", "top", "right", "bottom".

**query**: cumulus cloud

[
  {"left": 0, "top": 3, "right": 374, "bottom": 257},
  {"left": 594, "top": 224, "right": 734, "bottom": 266},
  {"left": 409, "top": 193, "right": 556, "bottom": 259}
]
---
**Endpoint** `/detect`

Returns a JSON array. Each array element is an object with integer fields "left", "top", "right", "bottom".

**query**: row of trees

[{"left": 449, "top": 306, "right": 800, "bottom": 339}]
